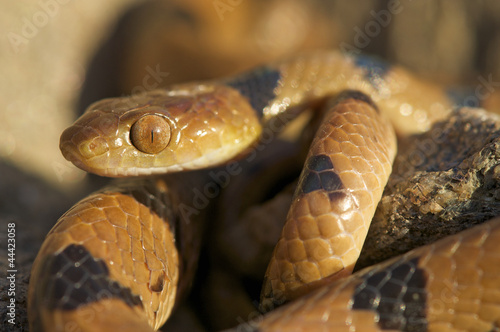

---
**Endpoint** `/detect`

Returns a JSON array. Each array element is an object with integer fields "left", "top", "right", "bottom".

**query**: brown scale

[
  {"left": 240, "top": 218, "right": 500, "bottom": 332},
  {"left": 29, "top": 50, "right": 500, "bottom": 331},
  {"left": 28, "top": 174, "right": 207, "bottom": 331},
  {"left": 260, "top": 92, "right": 397, "bottom": 310}
]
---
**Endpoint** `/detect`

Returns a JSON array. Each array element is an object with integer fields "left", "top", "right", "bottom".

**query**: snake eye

[{"left": 130, "top": 115, "right": 171, "bottom": 154}]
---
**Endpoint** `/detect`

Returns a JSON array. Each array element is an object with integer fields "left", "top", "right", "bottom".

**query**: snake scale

[{"left": 28, "top": 51, "right": 500, "bottom": 331}]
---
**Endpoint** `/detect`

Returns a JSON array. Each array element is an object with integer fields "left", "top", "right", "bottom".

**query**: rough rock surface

[
  {"left": 0, "top": 163, "right": 78, "bottom": 331},
  {"left": 357, "top": 108, "right": 500, "bottom": 270}
]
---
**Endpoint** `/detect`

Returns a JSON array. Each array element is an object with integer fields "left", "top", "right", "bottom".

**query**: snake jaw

[
  {"left": 59, "top": 128, "right": 106, "bottom": 172},
  {"left": 59, "top": 143, "right": 87, "bottom": 171}
]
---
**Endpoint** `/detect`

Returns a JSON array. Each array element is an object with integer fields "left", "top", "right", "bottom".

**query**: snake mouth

[
  {"left": 59, "top": 141, "right": 106, "bottom": 176},
  {"left": 61, "top": 149, "right": 88, "bottom": 173},
  {"left": 59, "top": 124, "right": 112, "bottom": 175}
]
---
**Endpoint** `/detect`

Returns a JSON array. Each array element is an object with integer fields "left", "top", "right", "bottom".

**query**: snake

[{"left": 28, "top": 50, "right": 500, "bottom": 331}]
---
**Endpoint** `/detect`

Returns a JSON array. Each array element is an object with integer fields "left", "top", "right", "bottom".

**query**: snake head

[{"left": 60, "top": 84, "right": 262, "bottom": 177}]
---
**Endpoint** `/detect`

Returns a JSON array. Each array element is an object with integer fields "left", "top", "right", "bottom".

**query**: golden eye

[{"left": 130, "top": 115, "right": 171, "bottom": 154}]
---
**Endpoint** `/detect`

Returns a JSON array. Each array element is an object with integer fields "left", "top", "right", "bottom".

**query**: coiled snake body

[{"left": 28, "top": 51, "right": 500, "bottom": 331}]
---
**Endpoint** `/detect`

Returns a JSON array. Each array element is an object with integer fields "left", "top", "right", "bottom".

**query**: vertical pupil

[{"left": 131, "top": 115, "right": 171, "bottom": 154}]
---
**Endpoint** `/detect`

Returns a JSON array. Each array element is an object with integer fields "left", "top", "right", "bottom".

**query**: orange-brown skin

[
  {"left": 236, "top": 217, "right": 500, "bottom": 332},
  {"left": 29, "top": 51, "right": 500, "bottom": 331},
  {"left": 261, "top": 94, "right": 397, "bottom": 309},
  {"left": 59, "top": 85, "right": 262, "bottom": 177},
  {"left": 28, "top": 175, "right": 206, "bottom": 332},
  {"left": 29, "top": 180, "right": 174, "bottom": 331}
]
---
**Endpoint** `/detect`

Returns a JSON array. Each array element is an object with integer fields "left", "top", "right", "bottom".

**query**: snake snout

[
  {"left": 59, "top": 143, "right": 84, "bottom": 169},
  {"left": 77, "top": 136, "right": 109, "bottom": 159},
  {"left": 60, "top": 125, "right": 111, "bottom": 173}
]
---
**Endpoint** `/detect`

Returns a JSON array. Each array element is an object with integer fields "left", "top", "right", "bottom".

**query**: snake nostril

[{"left": 78, "top": 137, "right": 109, "bottom": 159}]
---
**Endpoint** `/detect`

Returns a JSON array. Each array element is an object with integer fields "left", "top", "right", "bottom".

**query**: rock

[{"left": 357, "top": 108, "right": 500, "bottom": 270}]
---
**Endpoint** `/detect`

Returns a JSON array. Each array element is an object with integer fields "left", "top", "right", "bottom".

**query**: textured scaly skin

[
  {"left": 29, "top": 50, "right": 500, "bottom": 331},
  {"left": 59, "top": 85, "right": 261, "bottom": 177},
  {"left": 58, "top": 52, "right": 455, "bottom": 179},
  {"left": 231, "top": 217, "right": 500, "bottom": 332},
  {"left": 29, "top": 175, "right": 206, "bottom": 331},
  {"left": 264, "top": 52, "right": 453, "bottom": 135},
  {"left": 261, "top": 94, "right": 397, "bottom": 309}
]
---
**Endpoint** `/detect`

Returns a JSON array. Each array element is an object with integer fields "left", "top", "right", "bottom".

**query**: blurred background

[{"left": 1, "top": 0, "right": 500, "bottom": 330}]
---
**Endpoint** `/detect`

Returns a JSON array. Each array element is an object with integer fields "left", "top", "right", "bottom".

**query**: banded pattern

[
  {"left": 226, "top": 67, "right": 282, "bottom": 116},
  {"left": 28, "top": 176, "right": 204, "bottom": 331},
  {"left": 29, "top": 50, "right": 500, "bottom": 331},
  {"left": 237, "top": 218, "right": 500, "bottom": 332},
  {"left": 39, "top": 244, "right": 142, "bottom": 311},
  {"left": 264, "top": 52, "right": 453, "bottom": 135},
  {"left": 261, "top": 92, "right": 397, "bottom": 310}
]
